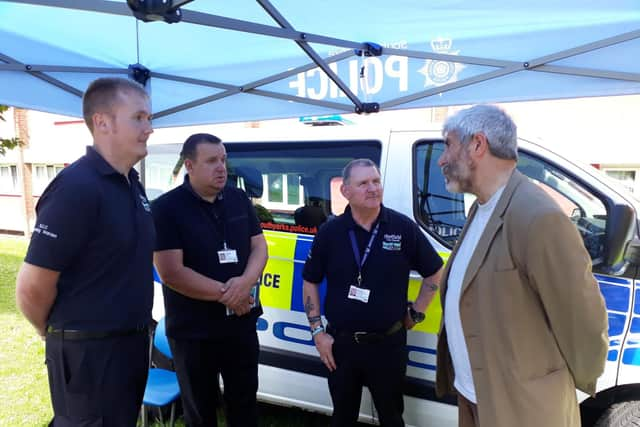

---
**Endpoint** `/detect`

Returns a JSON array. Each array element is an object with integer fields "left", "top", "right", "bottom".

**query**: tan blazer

[{"left": 436, "top": 170, "right": 608, "bottom": 427}]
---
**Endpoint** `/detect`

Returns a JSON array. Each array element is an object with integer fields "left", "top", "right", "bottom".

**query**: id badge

[
  {"left": 218, "top": 249, "right": 238, "bottom": 264},
  {"left": 347, "top": 285, "right": 371, "bottom": 303}
]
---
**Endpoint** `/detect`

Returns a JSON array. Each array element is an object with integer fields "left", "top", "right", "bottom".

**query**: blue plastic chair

[{"left": 141, "top": 318, "right": 181, "bottom": 427}]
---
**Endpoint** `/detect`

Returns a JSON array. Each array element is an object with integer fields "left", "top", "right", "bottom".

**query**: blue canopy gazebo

[{"left": 1, "top": 0, "right": 639, "bottom": 127}]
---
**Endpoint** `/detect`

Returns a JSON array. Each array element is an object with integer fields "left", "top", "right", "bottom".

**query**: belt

[
  {"left": 327, "top": 320, "right": 404, "bottom": 344},
  {"left": 46, "top": 325, "right": 148, "bottom": 340}
]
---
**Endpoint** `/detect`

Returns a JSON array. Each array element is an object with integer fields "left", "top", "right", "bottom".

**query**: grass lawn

[
  {"left": 0, "top": 237, "right": 345, "bottom": 427},
  {"left": 0, "top": 237, "right": 51, "bottom": 427}
]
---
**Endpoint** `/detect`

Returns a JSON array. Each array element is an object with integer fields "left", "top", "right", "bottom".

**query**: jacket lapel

[
  {"left": 459, "top": 209, "right": 503, "bottom": 296},
  {"left": 441, "top": 202, "right": 478, "bottom": 299},
  {"left": 459, "top": 169, "right": 525, "bottom": 296}
]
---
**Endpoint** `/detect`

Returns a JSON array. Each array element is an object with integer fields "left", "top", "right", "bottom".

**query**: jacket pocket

[{"left": 521, "top": 366, "right": 577, "bottom": 427}]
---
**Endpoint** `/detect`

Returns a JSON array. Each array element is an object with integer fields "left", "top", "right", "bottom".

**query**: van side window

[
  {"left": 414, "top": 141, "right": 607, "bottom": 263},
  {"left": 145, "top": 140, "right": 381, "bottom": 235},
  {"left": 517, "top": 151, "right": 607, "bottom": 263},
  {"left": 226, "top": 141, "right": 380, "bottom": 234},
  {"left": 414, "top": 141, "right": 467, "bottom": 247}
]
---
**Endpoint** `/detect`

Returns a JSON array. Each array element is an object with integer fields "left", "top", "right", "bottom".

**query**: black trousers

[
  {"left": 328, "top": 328, "right": 407, "bottom": 427},
  {"left": 169, "top": 329, "right": 259, "bottom": 427},
  {"left": 45, "top": 332, "right": 150, "bottom": 427}
]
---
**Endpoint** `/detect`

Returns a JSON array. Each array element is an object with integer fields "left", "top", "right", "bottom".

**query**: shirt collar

[
  {"left": 85, "top": 146, "right": 139, "bottom": 181},
  {"left": 344, "top": 204, "right": 388, "bottom": 230},
  {"left": 182, "top": 174, "right": 224, "bottom": 204}
]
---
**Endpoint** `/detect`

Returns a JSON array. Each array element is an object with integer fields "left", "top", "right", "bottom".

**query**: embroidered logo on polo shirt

[
  {"left": 382, "top": 233, "right": 402, "bottom": 251},
  {"left": 33, "top": 223, "right": 58, "bottom": 239},
  {"left": 139, "top": 195, "right": 151, "bottom": 212}
]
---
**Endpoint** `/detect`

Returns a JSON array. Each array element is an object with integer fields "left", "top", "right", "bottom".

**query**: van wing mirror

[{"left": 603, "top": 203, "right": 636, "bottom": 274}]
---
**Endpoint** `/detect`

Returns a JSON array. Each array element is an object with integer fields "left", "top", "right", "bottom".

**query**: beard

[{"left": 442, "top": 155, "right": 475, "bottom": 194}]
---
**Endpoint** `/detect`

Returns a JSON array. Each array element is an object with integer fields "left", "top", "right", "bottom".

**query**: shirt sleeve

[
  {"left": 302, "top": 223, "right": 329, "bottom": 284},
  {"left": 409, "top": 222, "right": 444, "bottom": 278},
  {"left": 151, "top": 196, "right": 183, "bottom": 251},
  {"left": 25, "top": 175, "right": 96, "bottom": 271}
]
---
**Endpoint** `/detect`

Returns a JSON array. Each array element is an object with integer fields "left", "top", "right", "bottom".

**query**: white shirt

[{"left": 444, "top": 186, "right": 505, "bottom": 403}]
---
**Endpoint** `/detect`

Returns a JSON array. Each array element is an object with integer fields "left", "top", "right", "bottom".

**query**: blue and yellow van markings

[
  {"left": 407, "top": 346, "right": 437, "bottom": 371},
  {"left": 260, "top": 230, "right": 446, "bottom": 334},
  {"left": 623, "top": 281, "right": 640, "bottom": 366},
  {"left": 593, "top": 274, "right": 640, "bottom": 366}
]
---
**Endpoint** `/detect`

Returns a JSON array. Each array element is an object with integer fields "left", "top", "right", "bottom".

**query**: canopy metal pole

[
  {"left": 383, "top": 28, "right": 640, "bottom": 107},
  {"left": 3, "top": 0, "right": 368, "bottom": 51},
  {"left": 151, "top": 50, "right": 352, "bottom": 93},
  {"left": 256, "top": 0, "right": 364, "bottom": 112},
  {"left": 237, "top": 50, "right": 354, "bottom": 91},
  {"left": 6, "top": 1, "right": 638, "bottom": 84},
  {"left": 382, "top": 65, "right": 524, "bottom": 109},
  {"left": 526, "top": 28, "right": 640, "bottom": 70},
  {"left": 2, "top": 0, "right": 639, "bottom": 119},
  {"left": 152, "top": 51, "right": 355, "bottom": 119},
  {"left": 0, "top": 64, "right": 127, "bottom": 74},
  {"left": 0, "top": 52, "right": 83, "bottom": 97},
  {"left": 153, "top": 88, "right": 352, "bottom": 120},
  {"left": 535, "top": 65, "right": 640, "bottom": 82},
  {"left": 384, "top": 47, "right": 517, "bottom": 69}
]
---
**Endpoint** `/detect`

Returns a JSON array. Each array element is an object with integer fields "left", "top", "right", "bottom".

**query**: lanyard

[{"left": 348, "top": 222, "right": 380, "bottom": 288}]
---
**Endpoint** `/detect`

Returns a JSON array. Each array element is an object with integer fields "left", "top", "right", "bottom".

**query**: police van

[{"left": 145, "top": 124, "right": 640, "bottom": 427}]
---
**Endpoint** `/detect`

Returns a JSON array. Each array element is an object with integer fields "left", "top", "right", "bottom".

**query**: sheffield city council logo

[{"left": 418, "top": 37, "right": 465, "bottom": 87}]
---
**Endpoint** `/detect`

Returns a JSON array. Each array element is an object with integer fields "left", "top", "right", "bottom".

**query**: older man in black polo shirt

[
  {"left": 152, "top": 133, "right": 268, "bottom": 427},
  {"left": 302, "top": 158, "right": 443, "bottom": 427},
  {"left": 16, "top": 77, "right": 155, "bottom": 426}
]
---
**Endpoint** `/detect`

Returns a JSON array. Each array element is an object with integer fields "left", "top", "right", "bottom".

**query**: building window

[
  {"left": 264, "top": 173, "right": 304, "bottom": 209},
  {"left": 0, "top": 165, "right": 18, "bottom": 194},
  {"left": 33, "top": 164, "right": 64, "bottom": 195},
  {"left": 267, "top": 174, "right": 284, "bottom": 203},
  {"left": 287, "top": 174, "right": 301, "bottom": 205}
]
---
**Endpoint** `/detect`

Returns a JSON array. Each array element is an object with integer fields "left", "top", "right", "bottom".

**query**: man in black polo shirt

[
  {"left": 15, "top": 77, "right": 155, "bottom": 426},
  {"left": 302, "top": 158, "right": 443, "bottom": 427},
  {"left": 152, "top": 133, "right": 268, "bottom": 427}
]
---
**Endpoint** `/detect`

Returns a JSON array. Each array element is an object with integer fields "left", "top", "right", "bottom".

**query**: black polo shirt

[
  {"left": 152, "top": 176, "right": 263, "bottom": 339},
  {"left": 25, "top": 146, "right": 155, "bottom": 331},
  {"left": 303, "top": 205, "right": 442, "bottom": 332}
]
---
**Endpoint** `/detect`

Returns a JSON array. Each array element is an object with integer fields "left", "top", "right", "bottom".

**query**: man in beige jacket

[{"left": 435, "top": 104, "right": 608, "bottom": 427}]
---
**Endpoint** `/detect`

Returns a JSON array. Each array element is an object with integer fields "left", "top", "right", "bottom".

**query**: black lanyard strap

[{"left": 348, "top": 222, "right": 380, "bottom": 287}]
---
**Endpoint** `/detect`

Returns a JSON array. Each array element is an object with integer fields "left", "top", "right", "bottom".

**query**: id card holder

[
  {"left": 226, "top": 284, "right": 260, "bottom": 316},
  {"left": 347, "top": 285, "right": 370, "bottom": 303},
  {"left": 218, "top": 249, "right": 238, "bottom": 264}
]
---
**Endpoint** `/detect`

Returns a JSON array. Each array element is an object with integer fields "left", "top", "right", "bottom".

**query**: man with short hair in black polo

[
  {"left": 302, "top": 158, "right": 443, "bottom": 427},
  {"left": 152, "top": 133, "right": 268, "bottom": 427},
  {"left": 16, "top": 77, "right": 155, "bottom": 426}
]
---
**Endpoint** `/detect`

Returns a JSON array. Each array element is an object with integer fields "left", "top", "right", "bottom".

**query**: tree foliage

[{"left": 0, "top": 105, "right": 23, "bottom": 156}]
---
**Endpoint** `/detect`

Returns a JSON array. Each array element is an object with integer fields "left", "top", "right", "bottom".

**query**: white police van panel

[{"left": 145, "top": 125, "right": 640, "bottom": 427}]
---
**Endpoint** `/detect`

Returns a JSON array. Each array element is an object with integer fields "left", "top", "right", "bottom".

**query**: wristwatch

[{"left": 408, "top": 303, "right": 426, "bottom": 323}]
